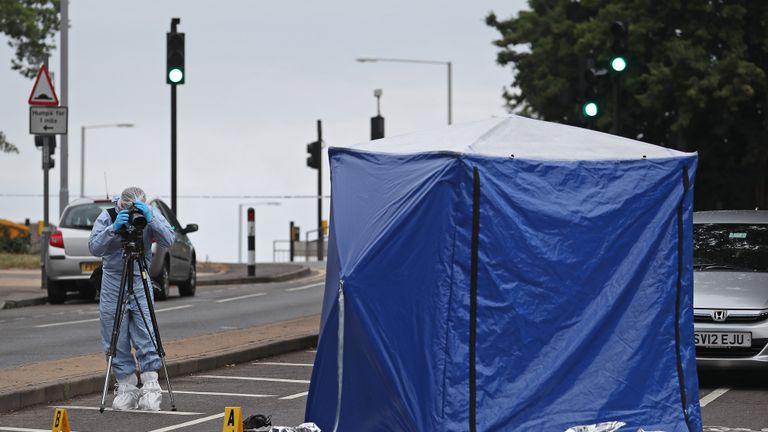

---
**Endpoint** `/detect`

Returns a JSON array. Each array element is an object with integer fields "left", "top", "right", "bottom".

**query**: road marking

[
  {"left": 154, "top": 305, "right": 194, "bottom": 312},
  {"left": 49, "top": 405, "right": 202, "bottom": 415},
  {"left": 147, "top": 412, "right": 225, "bottom": 432},
  {"left": 280, "top": 391, "right": 309, "bottom": 400},
  {"left": 196, "top": 374, "right": 310, "bottom": 384},
  {"left": 34, "top": 317, "right": 99, "bottom": 328},
  {"left": 0, "top": 428, "right": 79, "bottom": 432},
  {"left": 306, "top": 349, "right": 317, "bottom": 353},
  {"left": 699, "top": 386, "right": 731, "bottom": 407},
  {"left": 215, "top": 292, "right": 266, "bottom": 303},
  {"left": 34, "top": 305, "right": 192, "bottom": 328},
  {"left": 253, "top": 361, "right": 313, "bottom": 367},
  {"left": 285, "top": 283, "right": 323, "bottom": 292},
  {"left": 162, "top": 390, "right": 275, "bottom": 398}
]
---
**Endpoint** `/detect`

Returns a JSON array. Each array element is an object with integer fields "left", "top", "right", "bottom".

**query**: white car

[{"left": 693, "top": 210, "right": 768, "bottom": 368}]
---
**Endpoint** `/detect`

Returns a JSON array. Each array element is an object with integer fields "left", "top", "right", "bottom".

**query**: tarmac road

[
  {"left": 0, "top": 350, "right": 766, "bottom": 431},
  {"left": 0, "top": 272, "right": 325, "bottom": 368},
  {"left": 0, "top": 349, "right": 316, "bottom": 431}
]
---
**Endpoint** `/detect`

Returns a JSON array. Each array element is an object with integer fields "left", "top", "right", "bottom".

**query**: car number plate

[
  {"left": 80, "top": 262, "right": 100, "bottom": 273},
  {"left": 694, "top": 331, "right": 751, "bottom": 347}
]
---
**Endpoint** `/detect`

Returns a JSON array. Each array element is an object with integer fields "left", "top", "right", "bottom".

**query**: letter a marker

[{"left": 222, "top": 406, "right": 243, "bottom": 432}]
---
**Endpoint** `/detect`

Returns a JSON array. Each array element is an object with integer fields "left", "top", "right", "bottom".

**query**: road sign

[
  {"left": 28, "top": 64, "right": 59, "bottom": 106},
  {"left": 29, "top": 106, "right": 68, "bottom": 135}
]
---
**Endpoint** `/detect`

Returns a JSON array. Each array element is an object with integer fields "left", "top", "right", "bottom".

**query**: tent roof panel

[{"left": 337, "top": 115, "right": 691, "bottom": 161}]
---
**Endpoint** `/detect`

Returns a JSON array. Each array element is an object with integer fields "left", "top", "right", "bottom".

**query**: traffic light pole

[
  {"left": 316, "top": 120, "right": 323, "bottom": 262},
  {"left": 41, "top": 140, "right": 50, "bottom": 291},
  {"left": 169, "top": 18, "right": 180, "bottom": 215},
  {"left": 171, "top": 83, "right": 177, "bottom": 215},
  {"left": 612, "top": 74, "right": 621, "bottom": 135}
]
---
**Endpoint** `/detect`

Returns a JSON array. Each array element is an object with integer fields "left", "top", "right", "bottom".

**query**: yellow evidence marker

[
  {"left": 51, "top": 407, "right": 71, "bottom": 432},
  {"left": 222, "top": 406, "right": 243, "bottom": 432}
]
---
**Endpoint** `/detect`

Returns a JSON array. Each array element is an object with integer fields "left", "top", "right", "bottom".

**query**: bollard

[
  {"left": 222, "top": 406, "right": 243, "bottom": 432},
  {"left": 247, "top": 208, "right": 255, "bottom": 276}
]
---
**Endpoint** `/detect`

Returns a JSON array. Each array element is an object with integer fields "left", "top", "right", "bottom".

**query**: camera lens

[{"left": 129, "top": 208, "right": 147, "bottom": 229}]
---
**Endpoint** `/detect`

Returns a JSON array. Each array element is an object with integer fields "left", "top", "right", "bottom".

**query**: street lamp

[
  {"left": 80, "top": 123, "right": 135, "bottom": 197},
  {"left": 356, "top": 57, "right": 453, "bottom": 125}
]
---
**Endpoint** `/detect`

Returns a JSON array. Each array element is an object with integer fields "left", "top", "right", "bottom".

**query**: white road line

[
  {"left": 285, "top": 283, "right": 323, "bottom": 292},
  {"left": 699, "top": 386, "right": 731, "bottom": 407},
  {"left": 306, "top": 349, "right": 317, "bottom": 353},
  {"left": 215, "top": 292, "right": 266, "bottom": 303},
  {"left": 280, "top": 391, "right": 309, "bottom": 400},
  {"left": 155, "top": 305, "right": 194, "bottom": 313},
  {"left": 0, "top": 428, "right": 78, "bottom": 432},
  {"left": 34, "top": 317, "right": 99, "bottom": 328},
  {"left": 162, "top": 390, "right": 275, "bottom": 398},
  {"left": 196, "top": 374, "right": 310, "bottom": 384},
  {"left": 147, "top": 412, "right": 225, "bottom": 432},
  {"left": 34, "top": 305, "right": 193, "bottom": 328},
  {"left": 49, "top": 405, "right": 202, "bottom": 415},
  {"left": 253, "top": 362, "right": 313, "bottom": 367}
]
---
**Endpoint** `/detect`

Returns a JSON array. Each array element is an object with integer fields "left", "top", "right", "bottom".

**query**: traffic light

[
  {"left": 36, "top": 135, "right": 56, "bottom": 169},
  {"left": 166, "top": 32, "right": 185, "bottom": 84},
  {"left": 306, "top": 141, "right": 321, "bottom": 169},
  {"left": 582, "top": 66, "right": 607, "bottom": 118},
  {"left": 610, "top": 21, "right": 628, "bottom": 73},
  {"left": 371, "top": 115, "right": 385, "bottom": 140}
]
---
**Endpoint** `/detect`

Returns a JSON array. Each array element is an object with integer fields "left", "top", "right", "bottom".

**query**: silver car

[
  {"left": 45, "top": 197, "right": 198, "bottom": 304},
  {"left": 693, "top": 210, "right": 768, "bottom": 368}
]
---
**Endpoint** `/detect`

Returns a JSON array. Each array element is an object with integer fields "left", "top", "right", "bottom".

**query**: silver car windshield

[
  {"left": 60, "top": 203, "right": 113, "bottom": 230},
  {"left": 694, "top": 223, "right": 768, "bottom": 272}
]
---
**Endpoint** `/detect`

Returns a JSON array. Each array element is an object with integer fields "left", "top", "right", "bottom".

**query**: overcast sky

[{"left": 0, "top": 0, "right": 526, "bottom": 262}]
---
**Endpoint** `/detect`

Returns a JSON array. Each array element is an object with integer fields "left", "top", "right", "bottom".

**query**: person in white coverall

[{"left": 89, "top": 186, "right": 175, "bottom": 411}]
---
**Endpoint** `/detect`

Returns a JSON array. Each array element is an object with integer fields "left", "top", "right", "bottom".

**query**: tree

[
  {"left": 487, "top": 1, "right": 768, "bottom": 210},
  {"left": 0, "top": 131, "right": 18, "bottom": 154},
  {"left": 0, "top": 0, "right": 60, "bottom": 154}
]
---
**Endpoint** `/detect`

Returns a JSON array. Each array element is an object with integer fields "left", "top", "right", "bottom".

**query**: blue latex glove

[
  {"left": 133, "top": 201, "right": 153, "bottom": 223},
  {"left": 112, "top": 209, "right": 130, "bottom": 232}
]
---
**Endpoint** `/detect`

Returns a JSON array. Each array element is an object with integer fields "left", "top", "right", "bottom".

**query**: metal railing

[{"left": 272, "top": 231, "right": 328, "bottom": 262}]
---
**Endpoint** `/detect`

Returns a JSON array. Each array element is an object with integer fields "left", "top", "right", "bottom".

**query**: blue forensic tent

[{"left": 306, "top": 116, "right": 702, "bottom": 432}]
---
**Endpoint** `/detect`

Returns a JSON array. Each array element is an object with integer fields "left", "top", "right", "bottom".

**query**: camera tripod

[{"left": 99, "top": 238, "right": 177, "bottom": 413}]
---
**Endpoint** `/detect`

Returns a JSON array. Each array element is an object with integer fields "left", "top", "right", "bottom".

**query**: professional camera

[{"left": 117, "top": 205, "right": 148, "bottom": 240}]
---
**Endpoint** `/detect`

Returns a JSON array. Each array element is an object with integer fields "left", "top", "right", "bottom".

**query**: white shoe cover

[
  {"left": 112, "top": 374, "right": 139, "bottom": 410},
  {"left": 138, "top": 371, "right": 162, "bottom": 411}
]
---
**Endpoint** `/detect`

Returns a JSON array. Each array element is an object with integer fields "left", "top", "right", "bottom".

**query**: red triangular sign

[{"left": 29, "top": 64, "right": 59, "bottom": 106}]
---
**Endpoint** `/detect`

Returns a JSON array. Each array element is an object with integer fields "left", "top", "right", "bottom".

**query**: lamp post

[
  {"left": 80, "top": 123, "right": 134, "bottom": 197},
  {"left": 356, "top": 57, "right": 452, "bottom": 125}
]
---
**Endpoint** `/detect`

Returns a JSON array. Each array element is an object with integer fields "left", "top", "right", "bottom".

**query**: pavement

[
  {"left": 0, "top": 261, "right": 321, "bottom": 413},
  {"left": 0, "top": 262, "right": 311, "bottom": 310}
]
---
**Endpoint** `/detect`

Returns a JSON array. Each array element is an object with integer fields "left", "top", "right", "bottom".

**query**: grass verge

[{"left": 0, "top": 253, "right": 40, "bottom": 270}]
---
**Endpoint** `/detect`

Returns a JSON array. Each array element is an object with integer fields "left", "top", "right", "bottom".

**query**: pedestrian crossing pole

[{"left": 247, "top": 208, "right": 255, "bottom": 276}]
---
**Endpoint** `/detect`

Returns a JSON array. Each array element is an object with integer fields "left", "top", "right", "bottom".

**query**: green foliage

[
  {"left": 0, "top": 131, "right": 18, "bottom": 154},
  {"left": 487, "top": 1, "right": 768, "bottom": 209},
  {"left": 0, "top": 227, "right": 31, "bottom": 254},
  {"left": 0, "top": 0, "right": 60, "bottom": 79}
]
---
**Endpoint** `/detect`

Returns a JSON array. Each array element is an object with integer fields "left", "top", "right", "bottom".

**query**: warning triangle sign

[{"left": 29, "top": 64, "right": 59, "bottom": 106}]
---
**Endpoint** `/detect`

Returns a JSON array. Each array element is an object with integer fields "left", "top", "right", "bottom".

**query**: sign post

[{"left": 29, "top": 64, "right": 67, "bottom": 298}]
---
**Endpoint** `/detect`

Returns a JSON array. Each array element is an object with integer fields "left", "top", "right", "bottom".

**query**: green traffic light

[
  {"left": 610, "top": 57, "right": 627, "bottom": 72},
  {"left": 582, "top": 102, "right": 599, "bottom": 118},
  {"left": 168, "top": 68, "right": 184, "bottom": 83}
]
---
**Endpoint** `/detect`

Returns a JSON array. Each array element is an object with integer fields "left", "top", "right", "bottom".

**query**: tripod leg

[
  {"left": 134, "top": 258, "right": 177, "bottom": 411},
  {"left": 100, "top": 257, "right": 132, "bottom": 413}
]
